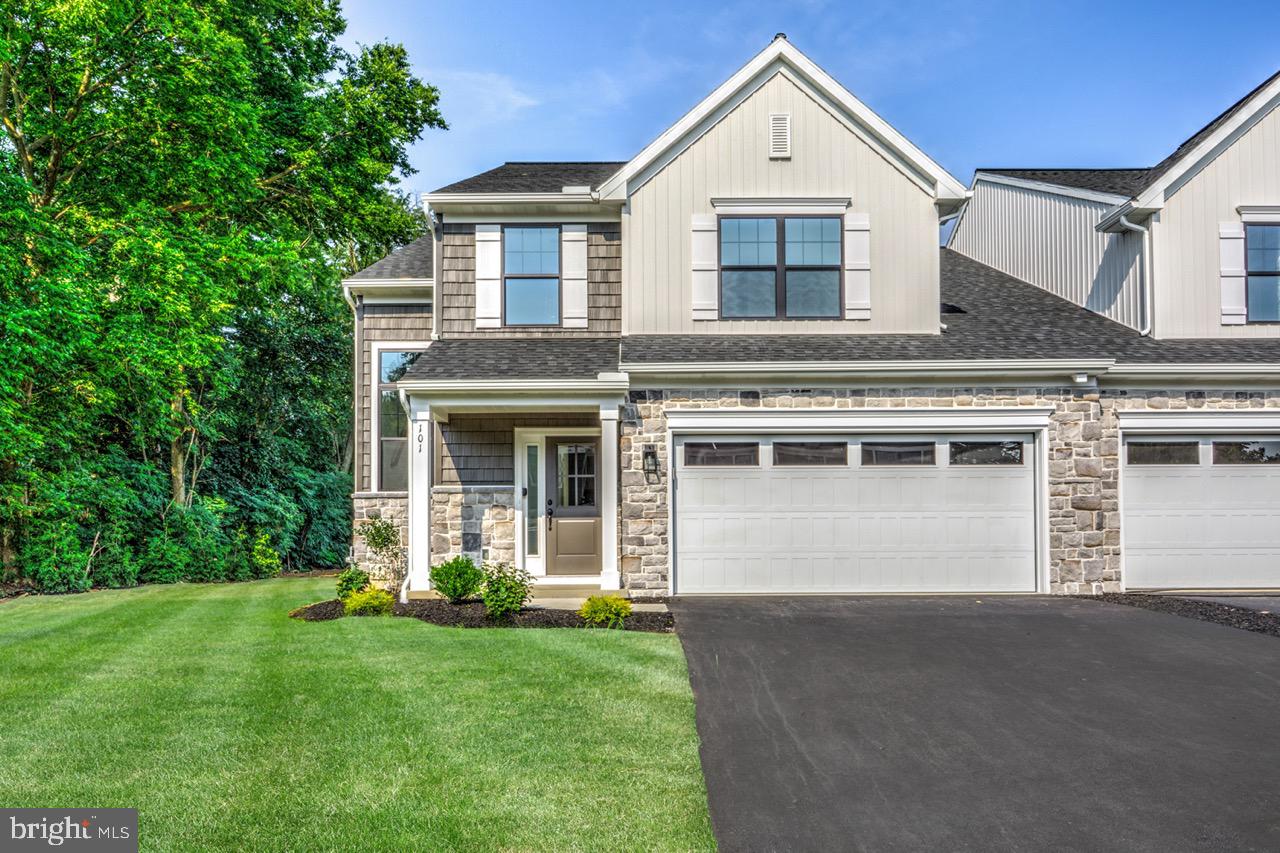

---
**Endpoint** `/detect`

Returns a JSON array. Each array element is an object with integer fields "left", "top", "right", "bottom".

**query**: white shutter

[
  {"left": 844, "top": 213, "right": 871, "bottom": 320},
  {"left": 768, "top": 113, "right": 791, "bottom": 159},
  {"left": 474, "top": 224, "right": 502, "bottom": 328},
  {"left": 1220, "top": 222, "right": 1247, "bottom": 325},
  {"left": 561, "top": 224, "right": 588, "bottom": 328},
  {"left": 691, "top": 214, "right": 718, "bottom": 320}
]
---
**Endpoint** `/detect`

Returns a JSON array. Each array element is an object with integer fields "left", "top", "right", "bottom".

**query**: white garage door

[
  {"left": 1123, "top": 436, "right": 1280, "bottom": 589},
  {"left": 673, "top": 435, "right": 1037, "bottom": 594}
]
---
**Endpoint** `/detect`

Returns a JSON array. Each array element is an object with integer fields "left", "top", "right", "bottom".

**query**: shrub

[
  {"left": 344, "top": 587, "right": 395, "bottom": 616},
  {"left": 431, "top": 555, "right": 484, "bottom": 603},
  {"left": 481, "top": 562, "right": 534, "bottom": 620},
  {"left": 336, "top": 566, "right": 371, "bottom": 600},
  {"left": 359, "top": 517, "right": 406, "bottom": 585},
  {"left": 139, "top": 533, "right": 188, "bottom": 584},
  {"left": 579, "top": 594, "right": 632, "bottom": 629},
  {"left": 250, "top": 531, "right": 283, "bottom": 579}
]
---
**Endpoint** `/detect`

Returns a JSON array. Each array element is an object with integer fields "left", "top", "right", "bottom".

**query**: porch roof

[{"left": 400, "top": 337, "right": 621, "bottom": 381}]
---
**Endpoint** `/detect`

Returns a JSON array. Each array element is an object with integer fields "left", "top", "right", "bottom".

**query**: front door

[{"left": 545, "top": 438, "right": 602, "bottom": 575}]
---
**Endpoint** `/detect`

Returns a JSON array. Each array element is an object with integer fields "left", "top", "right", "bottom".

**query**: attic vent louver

[{"left": 769, "top": 113, "right": 791, "bottom": 159}]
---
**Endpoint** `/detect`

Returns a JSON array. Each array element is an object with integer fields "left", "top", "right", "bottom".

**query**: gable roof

[
  {"left": 348, "top": 233, "right": 434, "bottom": 280},
  {"left": 432, "top": 161, "right": 626, "bottom": 195},
  {"left": 977, "top": 68, "right": 1280, "bottom": 207},
  {"left": 978, "top": 169, "right": 1151, "bottom": 198},
  {"left": 596, "top": 35, "right": 967, "bottom": 204}
]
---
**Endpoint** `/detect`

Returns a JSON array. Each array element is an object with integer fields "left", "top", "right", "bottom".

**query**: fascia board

[
  {"left": 1133, "top": 82, "right": 1280, "bottom": 209},
  {"left": 620, "top": 358, "right": 1114, "bottom": 380},
  {"left": 975, "top": 172, "right": 1130, "bottom": 206},
  {"left": 598, "top": 40, "right": 966, "bottom": 201},
  {"left": 666, "top": 406, "right": 1056, "bottom": 433}
]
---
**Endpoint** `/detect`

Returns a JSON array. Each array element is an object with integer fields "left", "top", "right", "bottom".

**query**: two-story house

[{"left": 345, "top": 36, "right": 1280, "bottom": 600}]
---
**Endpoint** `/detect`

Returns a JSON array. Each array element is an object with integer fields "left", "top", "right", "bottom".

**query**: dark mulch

[
  {"left": 289, "top": 598, "right": 346, "bottom": 621},
  {"left": 287, "top": 596, "right": 674, "bottom": 632},
  {"left": 395, "top": 599, "right": 675, "bottom": 633},
  {"left": 1088, "top": 593, "right": 1280, "bottom": 639}
]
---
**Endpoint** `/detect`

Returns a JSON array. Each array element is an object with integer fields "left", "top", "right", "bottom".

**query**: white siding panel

[
  {"left": 950, "top": 179, "right": 1145, "bottom": 329},
  {"left": 1155, "top": 101, "right": 1280, "bottom": 338},
  {"left": 624, "top": 71, "right": 940, "bottom": 335}
]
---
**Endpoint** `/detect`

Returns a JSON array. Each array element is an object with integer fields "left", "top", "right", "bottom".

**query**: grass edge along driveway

[{"left": 0, "top": 578, "right": 713, "bottom": 852}]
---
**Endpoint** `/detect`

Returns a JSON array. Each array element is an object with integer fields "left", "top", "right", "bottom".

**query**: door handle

[{"left": 546, "top": 498, "right": 554, "bottom": 529}]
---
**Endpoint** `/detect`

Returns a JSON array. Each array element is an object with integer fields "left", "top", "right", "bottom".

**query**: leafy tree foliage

[{"left": 0, "top": 1, "right": 444, "bottom": 589}]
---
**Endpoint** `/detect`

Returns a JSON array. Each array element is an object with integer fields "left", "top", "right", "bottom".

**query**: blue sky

[{"left": 341, "top": 1, "right": 1280, "bottom": 198}]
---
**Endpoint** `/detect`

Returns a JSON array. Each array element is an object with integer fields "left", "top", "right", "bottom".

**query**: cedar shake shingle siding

[
  {"left": 436, "top": 414, "right": 597, "bottom": 485},
  {"left": 357, "top": 303, "right": 433, "bottom": 493},
  {"left": 439, "top": 223, "right": 622, "bottom": 338}
]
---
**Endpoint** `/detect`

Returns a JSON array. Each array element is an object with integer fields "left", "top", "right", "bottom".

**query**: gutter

[
  {"left": 620, "top": 358, "right": 1115, "bottom": 382},
  {"left": 1115, "top": 215, "right": 1153, "bottom": 336}
]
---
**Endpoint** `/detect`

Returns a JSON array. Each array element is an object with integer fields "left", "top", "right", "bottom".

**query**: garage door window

[
  {"left": 1213, "top": 440, "right": 1280, "bottom": 465},
  {"left": 684, "top": 442, "right": 759, "bottom": 466},
  {"left": 949, "top": 441, "right": 1023, "bottom": 465},
  {"left": 862, "top": 442, "right": 935, "bottom": 466},
  {"left": 1127, "top": 442, "right": 1199, "bottom": 465},
  {"left": 773, "top": 441, "right": 848, "bottom": 466}
]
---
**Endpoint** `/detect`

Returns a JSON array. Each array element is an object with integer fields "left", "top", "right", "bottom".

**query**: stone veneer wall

[
  {"left": 429, "top": 485, "right": 516, "bottom": 565},
  {"left": 351, "top": 494, "right": 408, "bottom": 586},
  {"left": 619, "top": 386, "right": 1280, "bottom": 597}
]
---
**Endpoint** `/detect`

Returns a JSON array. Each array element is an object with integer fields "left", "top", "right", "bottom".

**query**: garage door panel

[
  {"left": 675, "top": 435, "right": 1037, "bottom": 594},
  {"left": 1124, "top": 437, "right": 1280, "bottom": 589}
]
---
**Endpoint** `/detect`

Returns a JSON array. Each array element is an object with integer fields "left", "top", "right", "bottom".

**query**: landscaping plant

[
  {"left": 336, "top": 567, "right": 371, "bottom": 600},
  {"left": 343, "top": 587, "right": 395, "bottom": 616},
  {"left": 431, "top": 556, "right": 484, "bottom": 604},
  {"left": 360, "top": 518, "right": 407, "bottom": 586},
  {"left": 579, "top": 594, "right": 633, "bottom": 629},
  {"left": 481, "top": 563, "right": 534, "bottom": 620}
]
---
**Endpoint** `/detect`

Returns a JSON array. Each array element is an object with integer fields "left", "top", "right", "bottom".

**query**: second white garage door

[
  {"left": 673, "top": 435, "right": 1037, "bottom": 594},
  {"left": 1123, "top": 436, "right": 1280, "bottom": 589}
]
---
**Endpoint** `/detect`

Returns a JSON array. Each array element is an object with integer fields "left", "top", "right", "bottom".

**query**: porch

[{"left": 394, "top": 345, "right": 627, "bottom": 601}]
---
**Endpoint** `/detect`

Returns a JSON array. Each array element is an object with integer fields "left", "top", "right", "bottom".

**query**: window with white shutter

[
  {"left": 768, "top": 113, "right": 790, "bottom": 159},
  {"left": 1220, "top": 222, "right": 1247, "bottom": 325}
]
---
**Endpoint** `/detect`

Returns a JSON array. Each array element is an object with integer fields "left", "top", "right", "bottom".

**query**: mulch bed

[
  {"left": 289, "top": 598, "right": 675, "bottom": 633},
  {"left": 1087, "top": 593, "right": 1280, "bottom": 639}
]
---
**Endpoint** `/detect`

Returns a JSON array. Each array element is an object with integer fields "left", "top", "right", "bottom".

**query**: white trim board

[
  {"left": 597, "top": 38, "right": 966, "bottom": 203},
  {"left": 711, "top": 197, "right": 852, "bottom": 215},
  {"left": 665, "top": 407, "right": 1055, "bottom": 433},
  {"left": 1116, "top": 410, "right": 1280, "bottom": 434}
]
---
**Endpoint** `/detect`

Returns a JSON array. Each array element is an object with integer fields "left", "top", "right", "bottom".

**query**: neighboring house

[{"left": 344, "top": 36, "right": 1280, "bottom": 599}]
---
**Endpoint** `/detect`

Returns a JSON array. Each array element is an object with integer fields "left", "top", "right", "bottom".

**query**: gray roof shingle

[
  {"left": 433, "top": 162, "right": 626, "bottom": 195},
  {"left": 979, "top": 169, "right": 1152, "bottom": 198},
  {"left": 401, "top": 338, "right": 621, "bottom": 381},
  {"left": 348, "top": 234, "right": 434, "bottom": 280},
  {"left": 979, "top": 69, "right": 1280, "bottom": 201}
]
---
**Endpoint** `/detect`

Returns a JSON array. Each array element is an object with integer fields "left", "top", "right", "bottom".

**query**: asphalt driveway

[{"left": 671, "top": 596, "right": 1280, "bottom": 852}]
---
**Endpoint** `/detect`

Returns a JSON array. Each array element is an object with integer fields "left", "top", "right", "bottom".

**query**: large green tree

[{"left": 0, "top": 1, "right": 443, "bottom": 588}]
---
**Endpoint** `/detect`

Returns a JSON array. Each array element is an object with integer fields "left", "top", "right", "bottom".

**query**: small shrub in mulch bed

[
  {"left": 288, "top": 597, "right": 675, "bottom": 633},
  {"left": 1086, "top": 593, "right": 1280, "bottom": 639}
]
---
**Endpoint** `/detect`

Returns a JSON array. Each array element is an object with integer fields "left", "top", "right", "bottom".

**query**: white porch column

[
  {"left": 599, "top": 402, "right": 621, "bottom": 590},
  {"left": 403, "top": 393, "right": 433, "bottom": 601}
]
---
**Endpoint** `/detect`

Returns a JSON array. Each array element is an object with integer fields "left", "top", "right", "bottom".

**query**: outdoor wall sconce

[{"left": 642, "top": 445, "right": 660, "bottom": 482}]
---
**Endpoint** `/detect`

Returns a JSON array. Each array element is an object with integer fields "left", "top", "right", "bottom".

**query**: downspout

[{"left": 1117, "top": 215, "right": 1152, "bottom": 336}]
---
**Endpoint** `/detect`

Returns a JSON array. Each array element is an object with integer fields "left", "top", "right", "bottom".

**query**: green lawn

[{"left": 0, "top": 578, "right": 714, "bottom": 851}]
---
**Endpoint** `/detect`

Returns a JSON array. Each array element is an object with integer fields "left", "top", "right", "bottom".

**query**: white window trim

[
  {"left": 711, "top": 197, "right": 851, "bottom": 215},
  {"left": 370, "top": 341, "right": 430, "bottom": 494}
]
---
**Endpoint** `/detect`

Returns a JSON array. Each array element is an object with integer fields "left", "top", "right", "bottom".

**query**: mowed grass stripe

[{"left": 0, "top": 578, "right": 714, "bottom": 852}]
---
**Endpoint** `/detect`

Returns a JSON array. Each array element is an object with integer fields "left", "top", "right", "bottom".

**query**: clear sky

[{"left": 340, "top": 0, "right": 1280, "bottom": 199}]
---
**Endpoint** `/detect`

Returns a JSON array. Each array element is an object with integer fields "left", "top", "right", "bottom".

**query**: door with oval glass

[{"left": 545, "top": 438, "right": 602, "bottom": 575}]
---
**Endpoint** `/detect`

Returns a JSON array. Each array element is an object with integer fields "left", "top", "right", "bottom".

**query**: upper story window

[
  {"left": 1246, "top": 224, "right": 1280, "bottom": 322},
  {"left": 503, "top": 226, "right": 560, "bottom": 326},
  {"left": 719, "top": 216, "right": 842, "bottom": 319},
  {"left": 377, "top": 350, "right": 424, "bottom": 491}
]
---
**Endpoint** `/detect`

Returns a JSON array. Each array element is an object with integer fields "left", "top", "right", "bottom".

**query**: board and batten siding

[
  {"left": 357, "top": 304, "right": 433, "bottom": 493},
  {"left": 623, "top": 71, "right": 940, "bottom": 335},
  {"left": 1152, "top": 100, "right": 1280, "bottom": 338},
  {"left": 950, "top": 179, "right": 1145, "bottom": 330}
]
